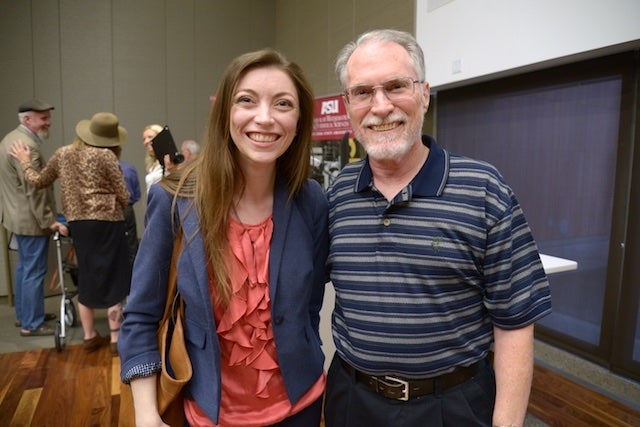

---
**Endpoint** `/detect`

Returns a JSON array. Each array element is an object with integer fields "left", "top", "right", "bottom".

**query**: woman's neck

[{"left": 233, "top": 166, "right": 276, "bottom": 225}]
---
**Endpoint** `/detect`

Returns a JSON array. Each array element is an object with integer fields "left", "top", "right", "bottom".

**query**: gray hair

[
  {"left": 18, "top": 111, "right": 30, "bottom": 123},
  {"left": 181, "top": 139, "right": 201, "bottom": 155},
  {"left": 334, "top": 29, "right": 426, "bottom": 88}
]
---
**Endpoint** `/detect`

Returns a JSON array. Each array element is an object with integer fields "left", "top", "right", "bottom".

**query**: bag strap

[
  {"left": 162, "top": 227, "right": 183, "bottom": 320},
  {"left": 157, "top": 225, "right": 191, "bottom": 417}
]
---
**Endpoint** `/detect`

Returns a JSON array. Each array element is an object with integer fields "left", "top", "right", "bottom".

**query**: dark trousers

[
  {"left": 123, "top": 204, "right": 138, "bottom": 267},
  {"left": 324, "top": 353, "right": 496, "bottom": 427}
]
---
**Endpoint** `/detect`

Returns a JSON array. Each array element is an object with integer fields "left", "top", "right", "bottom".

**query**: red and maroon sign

[{"left": 312, "top": 94, "right": 353, "bottom": 141}]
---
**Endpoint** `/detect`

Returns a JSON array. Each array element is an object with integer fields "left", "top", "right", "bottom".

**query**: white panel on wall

[
  {"left": 427, "top": 0, "right": 454, "bottom": 12},
  {"left": 416, "top": 0, "right": 640, "bottom": 90}
]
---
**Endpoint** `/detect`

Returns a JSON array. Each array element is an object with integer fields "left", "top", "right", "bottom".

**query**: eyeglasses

[{"left": 344, "top": 77, "right": 423, "bottom": 108}]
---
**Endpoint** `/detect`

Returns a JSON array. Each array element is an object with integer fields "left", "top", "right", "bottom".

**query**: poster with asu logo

[
  {"left": 312, "top": 94, "right": 353, "bottom": 141},
  {"left": 311, "top": 95, "right": 363, "bottom": 189}
]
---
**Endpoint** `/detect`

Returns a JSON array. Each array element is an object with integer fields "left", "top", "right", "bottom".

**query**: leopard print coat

[{"left": 21, "top": 143, "right": 129, "bottom": 222}]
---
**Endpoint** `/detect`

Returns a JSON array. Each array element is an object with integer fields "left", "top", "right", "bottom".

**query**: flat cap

[{"left": 18, "top": 99, "right": 55, "bottom": 113}]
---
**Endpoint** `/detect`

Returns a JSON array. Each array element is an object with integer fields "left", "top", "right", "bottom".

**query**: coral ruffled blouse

[{"left": 184, "top": 216, "right": 325, "bottom": 426}]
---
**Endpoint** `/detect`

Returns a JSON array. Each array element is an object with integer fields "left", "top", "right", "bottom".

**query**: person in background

[
  {"left": 324, "top": 29, "right": 552, "bottom": 427},
  {"left": 118, "top": 157, "right": 141, "bottom": 267},
  {"left": 141, "top": 124, "right": 164, "bottom": 194},
  {"left": 11, "top": 112, "right": 132, "bottom": 355},
  {"left": 180, "top": 139, "right": 201, "bottom": 163},
  {"left": 0, "top": 99, "right": 66, "bottom": 337},
  {"left": 119, "top": 48, "right": 328, "bottom": 427}
]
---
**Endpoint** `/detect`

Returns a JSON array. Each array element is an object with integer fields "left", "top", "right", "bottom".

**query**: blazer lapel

[
  {"left": 177, "top": 199, "right": 212, "bottom": 308},
  {"left": 175, "top": 183, "right": 292, "bottom": 308},
  {"left": 268, "top": 178, "right": 291, "bottom": 302}
]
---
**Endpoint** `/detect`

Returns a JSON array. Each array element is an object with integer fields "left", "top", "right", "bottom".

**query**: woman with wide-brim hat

[{"left": 11, "top": 112, "right": 131, "bottom": 355}]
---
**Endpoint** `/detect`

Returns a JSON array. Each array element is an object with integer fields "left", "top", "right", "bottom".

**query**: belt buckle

[{"left": 382, "top": 376, "right": 410, "bottom": 401}]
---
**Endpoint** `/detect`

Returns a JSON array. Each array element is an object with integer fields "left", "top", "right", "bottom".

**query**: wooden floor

[
  {"left": 1, "top": 344, "right": 639, "bottom": 427},
  {"left": 0, "top": 344, "right": 124, "bottom": 427},
  {"left": 529, "top": 364, "right": 640, "bottom": 427}
]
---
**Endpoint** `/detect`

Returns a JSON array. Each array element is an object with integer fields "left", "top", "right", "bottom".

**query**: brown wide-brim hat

[{"left": 75, "top": 112, "right": 127, "bottom": 147}]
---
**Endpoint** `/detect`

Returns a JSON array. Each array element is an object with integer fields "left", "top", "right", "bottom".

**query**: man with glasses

[
  {"left": 324, "top": 29, "right": 552, "bottom": 427},
  {"left": 0, "top": 99, "right": 66, "bottom": 337}
]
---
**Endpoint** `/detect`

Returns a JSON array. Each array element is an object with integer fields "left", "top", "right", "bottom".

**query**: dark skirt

[{"left": 68, "top": 220, "right": 132, "bottom": 308}]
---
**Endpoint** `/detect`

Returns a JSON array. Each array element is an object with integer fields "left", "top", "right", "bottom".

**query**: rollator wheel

[
  {"left": 64, "top": 297, "right": 77, "bottom": 327},
  {"left": 54, "top": 322, "right": 64, "bottom": 352}
]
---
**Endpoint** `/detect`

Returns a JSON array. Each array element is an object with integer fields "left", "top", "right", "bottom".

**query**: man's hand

[{"left": 49, "top": 221, "right": 69, "bottom": 237}]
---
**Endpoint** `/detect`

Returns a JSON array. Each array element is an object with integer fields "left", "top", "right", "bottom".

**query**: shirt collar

[
  {"left": 19, "top": 124, "right": 42, "bottom": 145},
  {"left": 355, "top": 135, "right": 449, "bottom": 198}
]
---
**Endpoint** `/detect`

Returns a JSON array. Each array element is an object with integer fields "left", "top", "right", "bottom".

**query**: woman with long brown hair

[{"left": 119, "top": 49, "right": 328, "bottom": 426}]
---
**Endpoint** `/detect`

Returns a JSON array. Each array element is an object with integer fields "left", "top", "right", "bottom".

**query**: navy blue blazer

[{"left": 119, "top": 176, "right": 329, "bottom": 423}]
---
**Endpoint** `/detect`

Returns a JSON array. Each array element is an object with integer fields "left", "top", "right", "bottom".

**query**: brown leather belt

[{"left": 340, "top": 357, "right": 485, "bottom": 401}]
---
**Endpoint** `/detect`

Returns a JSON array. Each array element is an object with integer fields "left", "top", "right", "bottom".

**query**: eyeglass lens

[{"left": 346, "top": 77, "right": 419, "bottom": 106}]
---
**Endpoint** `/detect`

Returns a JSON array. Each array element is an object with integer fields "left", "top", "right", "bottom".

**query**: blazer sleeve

[{"left": 119, "top": 184, "right": 176, "bottom": 379}]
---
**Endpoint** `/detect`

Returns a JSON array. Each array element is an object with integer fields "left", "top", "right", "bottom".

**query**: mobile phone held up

[{"left": 152, "top": 125, "right": 184, "bottom": 167}]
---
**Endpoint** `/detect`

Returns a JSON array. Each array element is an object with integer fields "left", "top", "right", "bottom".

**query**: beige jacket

[{"left": 0, "top": 125, "right": 57, "bottom": 235}]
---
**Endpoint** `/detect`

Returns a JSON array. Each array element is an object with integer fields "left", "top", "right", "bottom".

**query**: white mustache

[{"left": 362, "top": 112, "right": 407, "bottom": 128}]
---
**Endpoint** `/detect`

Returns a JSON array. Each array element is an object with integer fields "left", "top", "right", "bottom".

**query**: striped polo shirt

[{"left": 327, "top": 135, "right": 552, "bottom": 379}]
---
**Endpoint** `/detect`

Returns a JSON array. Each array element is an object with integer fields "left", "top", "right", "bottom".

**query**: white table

[{"left": 539, "top": 253, "right": 578, "bottom": 274}]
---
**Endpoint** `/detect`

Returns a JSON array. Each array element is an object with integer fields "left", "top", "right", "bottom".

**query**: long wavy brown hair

[{"left": 169, "top": 48, "right": 314, "bottom": 306}]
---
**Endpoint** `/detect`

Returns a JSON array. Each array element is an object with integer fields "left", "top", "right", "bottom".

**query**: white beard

[
  {"left": 37, "top": 128, "right": 50, "bottom": 140},
  {"left": 356, "top": 112, "right": 422, "bottom": 161}
]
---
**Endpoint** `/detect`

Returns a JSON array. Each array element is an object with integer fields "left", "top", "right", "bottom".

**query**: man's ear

[{"left": 422, "top": 82, "right": 431, "bottom": 114}]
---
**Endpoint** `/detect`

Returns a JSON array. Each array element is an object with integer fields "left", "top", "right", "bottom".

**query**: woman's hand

[
  {"left": 130, "top": 376, "right": 169, "bottom": 427},
  {"left": 163, "top": 154, "right": 177, "bottom": 172},
  {"left": 9, "top": 139, "right": 32, "bottom": 164}
]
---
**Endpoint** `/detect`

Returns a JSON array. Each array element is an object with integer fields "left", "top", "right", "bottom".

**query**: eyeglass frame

[{"left": 342, "top": 77, "right": 424, "bottom": 108}]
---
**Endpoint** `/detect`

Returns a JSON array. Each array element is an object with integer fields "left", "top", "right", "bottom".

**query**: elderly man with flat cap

[{"left": 0, "top": 99, "right": 67, "bottom": 337}]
